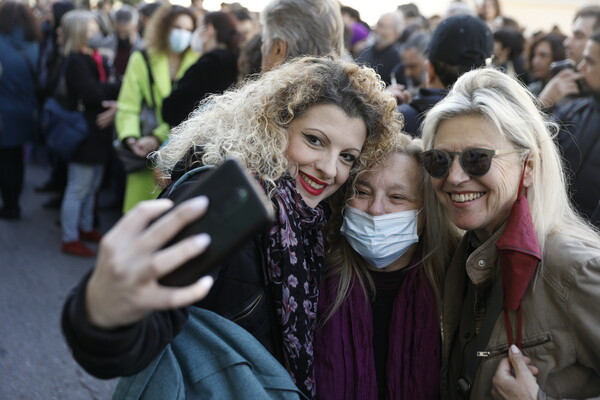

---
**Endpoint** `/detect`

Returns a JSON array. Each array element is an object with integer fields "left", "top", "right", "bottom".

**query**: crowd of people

[{"left": 1, "top": 0, "right": 600, "bottom": 399}]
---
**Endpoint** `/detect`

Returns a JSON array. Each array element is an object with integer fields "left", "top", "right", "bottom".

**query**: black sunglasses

[{"left": 422, "top": 147, "right": 527, "bottom": 178}]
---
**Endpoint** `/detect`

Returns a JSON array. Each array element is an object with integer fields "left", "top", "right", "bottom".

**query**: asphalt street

[{"left": 0, "top": 161, "right": 119, "bottom": 399}]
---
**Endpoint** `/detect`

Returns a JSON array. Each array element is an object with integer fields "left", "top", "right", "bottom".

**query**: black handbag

[
  {"left": 115, "top": 49, "right": 158, "bottom": 173},
  {"left": 41, "top": 57, "right": 89, "bottom": 161}
]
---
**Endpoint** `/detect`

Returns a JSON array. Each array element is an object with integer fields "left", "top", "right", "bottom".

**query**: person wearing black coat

[
  {"left": 162, "top": 11, "right": 239, "bottom": 127},
  {"left": 555, "top": 95, "right": 600, "bottom": 222},
  {"left": 397, "top": 88, "right": 447, "bottom": 137},
  {"left": 62, "top": 168, "right": 283, "bottom": 378},
  {"left": 59, "top": 10, "right": 120, "bottom": 257}
]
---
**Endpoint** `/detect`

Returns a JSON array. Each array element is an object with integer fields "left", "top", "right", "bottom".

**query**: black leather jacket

[{"left": 61, "top": 169, "right": 284, "bottom": 379}]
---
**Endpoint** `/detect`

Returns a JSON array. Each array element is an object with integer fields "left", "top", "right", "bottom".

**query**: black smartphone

[
  {"left": 551, "top": 59, "right": 577, "bottom": 76},
  {"left": 158, "top": 158, "right": 274, "bottom": 287}
]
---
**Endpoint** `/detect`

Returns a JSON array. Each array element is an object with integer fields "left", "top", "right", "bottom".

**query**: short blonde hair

[
  {"left": 155, "top": 56, "right": 401, "bottom": 196},
  {"left": 61, "top": 10, "right": 96, "bottom": 56}
]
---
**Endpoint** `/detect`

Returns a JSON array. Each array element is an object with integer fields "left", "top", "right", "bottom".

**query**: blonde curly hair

[{"left": 155, "top": 56, "right": 401, "bottom": 195}]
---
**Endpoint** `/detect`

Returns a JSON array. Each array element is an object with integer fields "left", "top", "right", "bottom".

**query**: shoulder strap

[
  {"left": 140, "top": 49, "right": 157, "bottom": 108},
  {"left": 164, "top": 165, "right": 214, "bottom": 198},
  {"left": 457, "top": 277, "right": 503, "bottom": 399},
  {"left": 52, "top": 55, "right": 71, "bottom": 98}
]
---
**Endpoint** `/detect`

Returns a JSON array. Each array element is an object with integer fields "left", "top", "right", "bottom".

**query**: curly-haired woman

[{"left": 62, "top": 56, "right": 400, "bottom": 399}]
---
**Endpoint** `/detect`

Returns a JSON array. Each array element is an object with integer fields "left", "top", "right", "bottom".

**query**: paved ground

[{"left": 0, "top": 162, "right": 119, "bottom": 399}]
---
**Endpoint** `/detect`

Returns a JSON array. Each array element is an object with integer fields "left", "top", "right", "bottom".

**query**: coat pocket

[{"left": 476, "top": 332, "right": 553, "bottom": 359}]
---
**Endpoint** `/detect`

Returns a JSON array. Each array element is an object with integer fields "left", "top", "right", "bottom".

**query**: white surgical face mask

[
  {"left": 169, "top": 28, "right": 192, "bottom": 54},
  {"left": 190, "top": 28, "right": 204, "bottom": 54},
  {"left": 340, "top": 205, "right": 420, "bottom": 269}
]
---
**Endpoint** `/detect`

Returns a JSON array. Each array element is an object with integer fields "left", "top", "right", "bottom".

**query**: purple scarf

[
  {"left": 265, "top": 175, "right": 327, "bottom": 399},
  {"left": 314, "top": 257, "right": 440, "bottom": 400}
]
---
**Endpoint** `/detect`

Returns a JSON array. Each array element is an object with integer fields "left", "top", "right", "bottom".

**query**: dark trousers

[{"left": 0, "top": 146, "right": 24, "bottom": 210}]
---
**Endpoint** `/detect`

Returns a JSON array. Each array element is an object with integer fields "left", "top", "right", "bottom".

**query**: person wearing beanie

[{"left": 397, "top": 14, "right": 493, "bottom": 136}]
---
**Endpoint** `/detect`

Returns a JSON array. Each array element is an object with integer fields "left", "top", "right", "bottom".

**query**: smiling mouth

[
  {"left": 298, "top": 171, "right": 328, "bottom": 195},
  {"left": 450, "top": 192, "right": 484, "bottom": 203}
]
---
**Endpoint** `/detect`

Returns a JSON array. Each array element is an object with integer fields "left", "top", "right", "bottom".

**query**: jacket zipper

[
  {"left": 476, "top": 333, "right": 552, "bottom": 358},
  {"left": 230, "top": 291, "right": 264, "bottom": 322}
]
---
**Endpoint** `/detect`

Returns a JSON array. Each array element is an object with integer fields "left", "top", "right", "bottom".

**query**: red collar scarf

[
  {"left": 91, "top": 49, "right": 107, "bottom": 83},
  {"left": 495, "top": 159, "right": 541, "bottom": 349}
]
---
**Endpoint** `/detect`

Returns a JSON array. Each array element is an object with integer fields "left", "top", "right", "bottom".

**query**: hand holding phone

[
  {"left": 86, "top": 197, "right": 215, "bottom": 329},
  {"left": 158, "top": 158, "right": 275, "bottom": 287}
]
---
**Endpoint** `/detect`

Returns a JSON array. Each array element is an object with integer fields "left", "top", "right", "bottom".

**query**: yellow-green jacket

[{"left": 116, "top": 48, "right": 199, "bottom": 213}]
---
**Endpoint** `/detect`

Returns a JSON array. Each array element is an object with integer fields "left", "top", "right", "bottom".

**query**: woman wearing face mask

[
  {"left": 57, "top": 10, "right": 121, "bottom": 256},
  {"left": 61, "top": 57, "right": 399, "bottom": 399},
  {"left": 162, "top": 11, "right": 240, "bottom": 127},
  {"left": 116, "top": 4, "right": 198, "bottom": 213},
  {"left": 314, "top": 133, "right": 461, "bottom": 400}
]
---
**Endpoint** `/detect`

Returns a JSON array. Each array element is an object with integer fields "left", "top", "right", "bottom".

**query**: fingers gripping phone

[{"left": 158, "top": 158, "right": 274, "bottom": 287}]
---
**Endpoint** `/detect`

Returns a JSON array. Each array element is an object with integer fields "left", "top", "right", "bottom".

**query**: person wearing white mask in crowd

[
  {"left": 314, "top": 133, "right": 461, "bottom": 400},
  {"left": 162, "top": 11, "right": 240, "bottom": 127},
  {"left": 115, "top": 4, "right": 198, "bottom": 213}
]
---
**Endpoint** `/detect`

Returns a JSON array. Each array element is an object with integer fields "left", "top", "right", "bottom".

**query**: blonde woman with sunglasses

[{"left": 421, "top": 68, "right": 600, "bottom": 399}]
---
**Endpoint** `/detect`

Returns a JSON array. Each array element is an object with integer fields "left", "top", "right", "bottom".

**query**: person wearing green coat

[{"left": 116, "top": 4, "right": 198, "bottom": 213}]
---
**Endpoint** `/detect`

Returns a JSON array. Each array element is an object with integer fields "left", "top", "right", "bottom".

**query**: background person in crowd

[
  {"left": 116, "top": 4, "right": 198, "bottom": 213},
  {"left": 553, "top": 32, "right": 600, "bottom": 224},
  {"left": 398, "top": 14, "right": 493, "bottom": 136},
  {"left": 527, "top": 34, "right": 565, "bottom": 97},
  {"left": 397, "top": 31, "right": 430, "bottom": 98},
  {"left": 259, "top": 0, "right": 344, "bottom": 72},
  {"left": 90, "top": 5, "right": 143, "bottom": 79},
  {"left": 162, "top": 11, "right": 240, "bottom": 127},
  {"left": 93, "top": 0, "right": 113, "bottom": 38},
  {"left": 421, "top": 68, "right": 600, "bottom": 399},
  {"left": 34, "top": 0, "right": 74, "bottom": 208},
  {"left": 314, "top": 134, "right": 461, "bottom": 400},
  {"left": 0, "top": 1, "right": 41, "bottom": 220},
  {"left": 537, "top": 5, "right": 600, "bottom": 108},
  {"left": 237, "top": 32, "right": 262, "bottom": 81},
  {"left": 492, "top": 28, "right": 529, "bottom": 85},
  {"left": 137, "top": 1, "right": 161, "bottom": 39},
  {"left": 61, "top": 56, "right": 400, "bottom": 400},
  {"left": 190, "top": 0, "right": 206, "bottom": 18},
  {"left": 340, "top": 5, "right": 371, "bottom": 59},
  {"left": 58, "top": 10, "right": 120, "bottom": 256},
  {"left": 112, "top": 5, "right": 143, "bottom": 78},
  {"left": 356, "top": 12, "right": 405, "bottom": 86},
  {"left": 230, "top": 7, "right": 259, "bottom": 46},
  {"left": 478, "top": 0, "right": 508, "bottom": 31}
]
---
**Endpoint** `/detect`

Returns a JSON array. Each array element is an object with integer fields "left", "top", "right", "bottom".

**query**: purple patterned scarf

[
  {"left": 314, "top": 257, "right": 441, "bottom": 400},
  {"left": 265, "top": 175, "right": 327, "bottom": 399}
]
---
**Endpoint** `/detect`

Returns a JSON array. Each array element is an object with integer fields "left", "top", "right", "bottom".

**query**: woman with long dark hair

[{"left": 527, "top": 34, "right": 565, "bottom": 96}]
